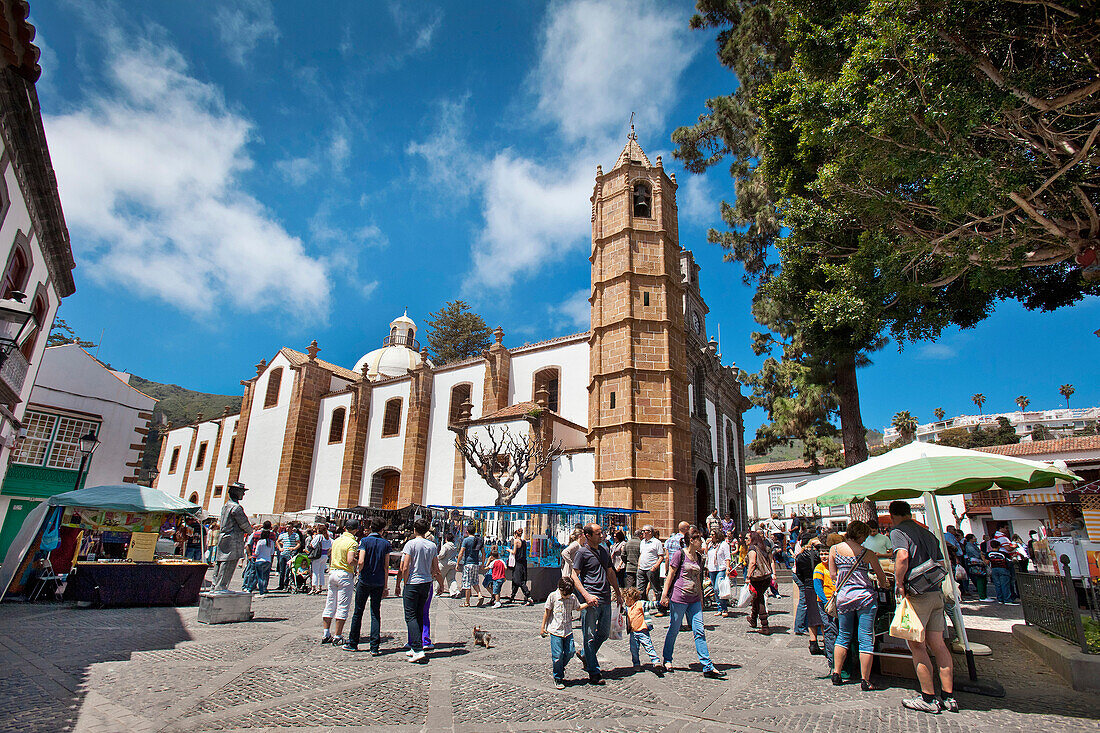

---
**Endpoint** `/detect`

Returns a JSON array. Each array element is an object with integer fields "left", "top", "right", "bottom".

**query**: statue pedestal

[{"left": 198, "top": 591, "right": 254, "bottom": 624}]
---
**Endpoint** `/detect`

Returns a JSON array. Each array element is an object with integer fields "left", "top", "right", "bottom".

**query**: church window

[
  {"left": 264, "top": 368, "right": 282, "bottom": 408},
  {"left": 532, "top": 368, "right": 560, "bottom": 412},
  {"left": 169, "top": 446, "right": 180, "bottom": 473},
  {"left": 694, "top": 365, "right": 706, "bottom": 418},
  {"left": 632, "top": 181, "right": 652, "bottom": 218},
  {"left": 725, "top": 422, "right": 736, "bottom": 468},
  {"left": 643, "top": 291, "right": 649, "bottom": 307},
  {"left": 226, "top": 436, "right": 236, "bottom": 465},
  {"left": 0, "top": 168, "right": 9, "bottom": 229},
  {"left": 449, "top": 383, "right": 472, "bottom": 424},
  {"left": 382, "top": 398, "right": 402, "bottom": 437},
  {"left": 213, "top": 485, "right": 223, "bottom": 498},
  {"left": 328, "top": 407, "right": 346, "bottom": 444},
  {"left": 194, "top": 441, "right": 208, "bottom": 470},
  {"left": 609, "top": 391, "right": 616, "bottom": 409}
]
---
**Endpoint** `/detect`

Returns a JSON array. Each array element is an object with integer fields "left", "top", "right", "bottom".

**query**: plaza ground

[{"left": 1, "top": 574, "right": 1097, "bottom": 733}]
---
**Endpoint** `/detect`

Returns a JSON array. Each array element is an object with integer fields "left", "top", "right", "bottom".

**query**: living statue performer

[{"left": 212, "top": 482, "right": 252, "bottom": 592}]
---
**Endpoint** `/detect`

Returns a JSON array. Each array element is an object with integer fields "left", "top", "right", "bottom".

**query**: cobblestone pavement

[{"left": 1, "top": 574, "right": 1097, "bottom": 733}]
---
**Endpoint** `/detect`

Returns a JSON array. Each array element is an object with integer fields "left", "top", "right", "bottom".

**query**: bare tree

[{"left": 454, "top": 423, "right": 563, "bottom": 507}]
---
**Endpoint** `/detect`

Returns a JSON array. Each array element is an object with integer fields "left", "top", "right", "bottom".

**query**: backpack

[
  {"left": 308, "top": 538, "right": 325, "bottom": 561},
  {"left": 895, "top": 522, "right": 947, "bottom": 595}
]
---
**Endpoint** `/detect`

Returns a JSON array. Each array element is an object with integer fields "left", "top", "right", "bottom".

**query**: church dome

[{"left": 352, "top": 311, "right": 430, "bottom": 381}]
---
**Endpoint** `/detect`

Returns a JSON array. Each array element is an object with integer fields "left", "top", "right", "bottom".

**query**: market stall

[
  {"left": 0, "top": 485, "right": 207, "bottom": 607},
  {"left": 428, "top": 503, "right": 647, "bottom": 601}
]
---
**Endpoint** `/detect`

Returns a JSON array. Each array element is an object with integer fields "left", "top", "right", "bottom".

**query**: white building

[
  {"left": 0, "top": 345, "right": 155, "bottom": 557},
  {"left": 0, "top": 10, "right": 77, "bottom": 556},
  {"left": 884, "top": 407, "right": 1100, "bottom": 445},
  {"left": 156, "top": 135, "right": 751, "bottom": 534}
]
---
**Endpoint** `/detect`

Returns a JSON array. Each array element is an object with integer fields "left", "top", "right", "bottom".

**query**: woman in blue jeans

[
  {"left": 251, "top": 530, "right": 276, "bottom": 594},
  {"left": 660, "top": 530, "right": 726, "bottom": 679},
  {"left": 828, "top": 521, "right": 889, "bottom": 690}
]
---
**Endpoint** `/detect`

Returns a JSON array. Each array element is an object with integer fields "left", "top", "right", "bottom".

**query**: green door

[{"left": 0, "top": 499, "right": 40, "bottom": 560}]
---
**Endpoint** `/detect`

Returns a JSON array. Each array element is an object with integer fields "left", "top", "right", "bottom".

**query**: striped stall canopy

[{"left": 1009, "top": 491, "right": 1066, "bottom": 505}]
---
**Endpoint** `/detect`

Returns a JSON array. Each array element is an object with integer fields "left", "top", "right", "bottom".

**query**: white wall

[
  {"left": 509, "top": 339, "right": 589, "bottom": 427},
  {"left": 238, "top": 353, "right": 295, "bottom": 514},
  {"left": 360, "top": 378, "right": 411, "bottom": 504},
  {"left": 205, "top": 415, "right": 238, "bottom": 517},
  {"left": 460, "top": 418, "right": 532, "bottom": 506},
  {"left": 307, "top": 392, "right": 354, "bottom": 509},
  {"left": 157, "top": 427, "right": 195, "bottom": 498},
  {"left": 422, "top": 362, "right": 485, "bottom": 506},
  {"left": 179, "top": 420, "right": 220, "bottom": 504},
  {"left": 552, "top": 451, "right": 595, "bottom": 505}
]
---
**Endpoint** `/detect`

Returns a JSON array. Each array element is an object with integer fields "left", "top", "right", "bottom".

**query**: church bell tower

[{"left": 588, "top": 128, "right": 693, "bottom": 534}]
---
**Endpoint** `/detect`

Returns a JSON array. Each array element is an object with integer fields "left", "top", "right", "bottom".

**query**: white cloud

[
  {"left": 329, "top": 132, "right": 350, "bottom": 173},
  {"left": 681, "top": 174, "right": 719, "bottom": 225},
  {"left": 275, "top": 156, "right": 319, "bottom": 186},
  {"left": 532, "top": 0, "right": 697, "bottom": 143},
  {"left": 46, "top": 41, "right": 330, "bottom": 317},
  {"left": 917, "top": 343, "right": 957, "bottom": 360},
  {"left": 406, "top": 95, "right": 478, "bottom": 195},
  {"left": 215, "top": 0, "right": 280, "bottom": 66},
  {"left": 552, "top": 288, "right": 591, "bottom": 331}
]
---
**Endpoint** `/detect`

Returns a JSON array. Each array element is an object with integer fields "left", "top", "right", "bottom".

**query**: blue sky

[{"left": 30, "top": 0, "right": 1099, "bottom": 439}]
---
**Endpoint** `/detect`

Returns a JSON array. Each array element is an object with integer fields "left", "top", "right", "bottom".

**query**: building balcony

[
  {"left": 965, "top": 489, "right": 1009, "bottom": 509},
  {"left": 382, "top": 334, "right": 420, "bottom": 350},
  {"left": 0, "top": 348, "right": 28, "bottom": 405}
]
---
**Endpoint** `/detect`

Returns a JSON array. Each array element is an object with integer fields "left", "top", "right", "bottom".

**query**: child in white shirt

[{"left": 540, "top": 576, "right": 589, "bottom": 688}]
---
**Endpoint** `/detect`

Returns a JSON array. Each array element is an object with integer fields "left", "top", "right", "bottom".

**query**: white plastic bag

[
  {"left": 609, "top": 609, "right": 626, "bottom": 640},
  {"left": 736, "top": 582, "right": 753, "bottom": 608},
  {"left": 718, "top": 574, "right": 732, "bottom": 600},
  {"left": 890, "top": 597, "right": 926, "bottom": 643}
]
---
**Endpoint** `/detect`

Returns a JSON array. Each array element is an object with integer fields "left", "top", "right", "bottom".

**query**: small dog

[{"left": 472, "top": 626, "right": 492, "bottom": 649}]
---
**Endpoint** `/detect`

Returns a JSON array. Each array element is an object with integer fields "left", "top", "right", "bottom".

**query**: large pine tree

[{"left": 425, "top": 300, "right": 493, "bottom": 365}]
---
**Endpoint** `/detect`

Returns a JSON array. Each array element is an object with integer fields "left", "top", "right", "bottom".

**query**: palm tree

[
  {"left": 892, "top": 411, "right": 918, "bottom": 443},
  {"left": 1015, "top": 396, "right": 1030, "bottom": 412},
  {"left": 933, "top": 407, "right": 945, "bottom": 421},
  {"left": 1059, "top": 384, "right": 1075, "bottom": 408},
  {"left": 972, "top": 393, "right": 986, "bottom": 415}
]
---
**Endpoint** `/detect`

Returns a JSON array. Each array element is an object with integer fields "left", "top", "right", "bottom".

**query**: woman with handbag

[
  {"left": 610, "top": 530, "right": 628, "bottom": 588},
  {"left": 745, "top": 531, "right": 774, "bottom": 633},
  {"left": 660, "top": 529, "right": 726, "bottom": 678},
  {"left": 828, "top": 521, "right": 890, "bottom": 690},
  {"left": 795, "top": 536, "right": 825, "bottom": 655}
]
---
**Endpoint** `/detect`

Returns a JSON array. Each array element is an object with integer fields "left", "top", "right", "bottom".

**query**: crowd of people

[{"left": 206, "top": 501, "right": 979, "bottom": 714}]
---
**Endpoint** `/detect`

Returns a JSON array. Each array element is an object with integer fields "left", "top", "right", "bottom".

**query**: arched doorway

[
  {"left": 370, "top": 469, "right": 401, "bottom": 510},
  {"left": 188, "top": 492, "right": 199, "bottom": 505},
  {"left": 695, "top": 470, "right": 710, "bottom": 528}
]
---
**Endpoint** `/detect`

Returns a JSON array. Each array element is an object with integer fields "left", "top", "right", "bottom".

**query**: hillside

[
  {"left": 130, "top": 376, "right": 241, "bottom": 479},
  {"left": 744, "top": 429, "right": 883, "bottom": 465}
]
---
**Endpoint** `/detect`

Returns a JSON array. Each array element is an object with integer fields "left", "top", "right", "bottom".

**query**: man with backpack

[{"left": 889, "top": 501, "right": 957, "bottom": 715}]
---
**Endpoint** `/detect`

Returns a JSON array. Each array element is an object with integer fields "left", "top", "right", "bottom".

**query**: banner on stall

[{"left": 63, "top": 507, "right": 168, "bottom": 533}]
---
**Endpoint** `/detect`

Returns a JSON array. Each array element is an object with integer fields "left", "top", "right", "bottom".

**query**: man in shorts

[
  {"left": 456, "top": 523, "right": 484, "bottom": 607},
  {"left": 889, "top": 500, "right": 957, "bottom": 714}
]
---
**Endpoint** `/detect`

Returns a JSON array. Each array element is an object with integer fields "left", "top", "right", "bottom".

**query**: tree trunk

[{"left": 834, "top": 349, "right": 876, "bottom": 523}]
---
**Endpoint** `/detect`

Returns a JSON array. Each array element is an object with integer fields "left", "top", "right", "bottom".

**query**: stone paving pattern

[{"left": 0, "top": 574, "right": 1097, "bottom": 732}]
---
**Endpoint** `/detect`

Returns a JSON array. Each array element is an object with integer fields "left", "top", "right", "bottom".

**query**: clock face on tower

[{"left": 693, "top": 312, "right": 702, "bottom": 335}]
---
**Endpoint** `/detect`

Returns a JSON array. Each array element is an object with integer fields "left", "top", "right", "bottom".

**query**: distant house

[{"left": 0, "top": 346, "right": 154, "bottom": 557}]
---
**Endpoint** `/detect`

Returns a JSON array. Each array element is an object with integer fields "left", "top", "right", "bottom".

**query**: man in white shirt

[
  {"left": 636, "top": 525, "right": 665, "bottom": 601},
  {"left": 862, "top": 520, "right": 892, "bottom": 557}
]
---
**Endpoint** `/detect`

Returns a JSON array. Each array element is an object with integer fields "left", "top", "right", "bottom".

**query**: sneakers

[
  {"left": 554, "top": 678, "right": 565, "bottom": 689},
  {"left": 902, "top": 697, "right": 942, "bottom": 714},
  {"left": 321, "top": 635, "right": 333, "bottom": 644},
  {"left": 405, "top": 649, "right": 416, "bottom": 657},
  {"left": 831, "top": 672, "right": 843, "bottom": 686},
  {"left": 370, "top": 650, "right": 381, "bottom": 657},
  {"left": 493, "top": 601, "right": 502, "bottom": 609},
  {"left": 407, "top": 651, "right": 427, "bottom": 663},
  {"left": 941, "top": 696, "right": 959, "bottom": 713},
  {"left": 588, "top": 673, "right": 604, "bottom": 685},
  {"left": 524, "top": 599, "right": 534, "bottom": 606},
  {"left": 341, "top": 643, "right": 358, "bottom": 652},
  {"left": 703, "top": 668, "right": 727, "bottom": 680},
  {"left": 331, "top": 636, "right": 345, "bottom": 647},
  {"left": 861, "top": 680, "right": 881, "bottom": 692}
]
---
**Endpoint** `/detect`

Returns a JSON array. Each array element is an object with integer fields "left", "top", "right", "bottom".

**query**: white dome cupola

[{"left": 353, "top": 310, "right": 430, "bottom": 381}]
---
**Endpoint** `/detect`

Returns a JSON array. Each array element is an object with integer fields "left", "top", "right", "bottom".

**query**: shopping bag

[
  {"left": 736, "top": 582, "right": 753, "bottom": 608},
  {"left": 609, "top": 609, "right": 625, "bottom": 640},
  {"left": 889, "top": 597, "right": 925, "bottom": 643},
  {"left": 718, "top": 574, "right": 732, "bottom": 600},
  {"left": 954, "top": 564, "right": 967, "bottom": 582}
]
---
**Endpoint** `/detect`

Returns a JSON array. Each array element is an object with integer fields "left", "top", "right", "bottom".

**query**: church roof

[
  {"left": 612, "top": 131, "right": 651, "bottom": 170},
  {"left": 280, "top": 347, "right": 362, "bottom": 382}
]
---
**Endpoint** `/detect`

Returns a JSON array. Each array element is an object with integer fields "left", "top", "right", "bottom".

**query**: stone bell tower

[{"left": 588, "top": 128, "right": 693, "bottom": 534}]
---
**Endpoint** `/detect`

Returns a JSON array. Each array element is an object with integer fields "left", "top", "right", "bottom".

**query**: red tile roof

[
  {"left": 746, "top": 459, "right": 820, "bottom": 475},
  {"left": 974, "top": 435, "right": 1100, "bottom": 457},
  {"left": 280, "top": 348, "right": 362, "bottom": 382},
  {"left": 475, "top": 401, "right": 543, "bottom": 422}
]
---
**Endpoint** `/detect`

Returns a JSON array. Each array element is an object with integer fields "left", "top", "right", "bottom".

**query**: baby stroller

[{"left": 288, "top": 552, "right": 311, "bottom": 593}]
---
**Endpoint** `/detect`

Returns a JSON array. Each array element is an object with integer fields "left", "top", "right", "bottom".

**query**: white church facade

[{"left": 154, "top": 135, "right": 750, "bottom": 534}]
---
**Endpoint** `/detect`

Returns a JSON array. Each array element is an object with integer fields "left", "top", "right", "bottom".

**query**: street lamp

[
  {"left": 0, "top": 296, "right": 36, "bottom": 366},
  {"left": 74, "top": 429, "right": 100, "bottom": 490}
]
